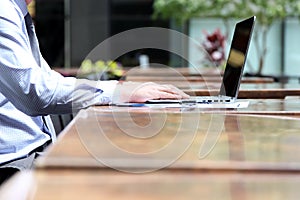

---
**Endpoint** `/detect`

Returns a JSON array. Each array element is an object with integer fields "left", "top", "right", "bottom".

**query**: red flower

[{"left": 202, "top": 29, "right": 226, "bottom": 67}]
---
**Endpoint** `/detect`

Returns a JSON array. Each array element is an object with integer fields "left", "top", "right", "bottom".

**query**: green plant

[
  {"left": 79, "top": 59, "right": 123, "bottom": 80},
  {"left": 153, "top": 0, "right": 300, "bottom": 74}
]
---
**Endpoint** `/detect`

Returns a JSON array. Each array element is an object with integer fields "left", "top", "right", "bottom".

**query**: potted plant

[{"left": 153, "top": 0, "right": 300, "bottom": 75}]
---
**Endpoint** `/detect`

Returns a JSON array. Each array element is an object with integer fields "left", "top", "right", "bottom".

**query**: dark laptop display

[{"left": 219, "top": 16, "right": 256, "bottom": 98}]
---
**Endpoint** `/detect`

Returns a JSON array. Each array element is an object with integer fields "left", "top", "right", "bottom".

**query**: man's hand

[{"left": 112, "top": 82, "right": 190, "bottom": 103}]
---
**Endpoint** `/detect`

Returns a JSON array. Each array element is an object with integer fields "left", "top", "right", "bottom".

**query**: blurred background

[
  {"left": 30, "top": 0, "right": 300, "bottom": 82},
  {"left": 31, "top": 0, "right": 172, "bottom": 69}
]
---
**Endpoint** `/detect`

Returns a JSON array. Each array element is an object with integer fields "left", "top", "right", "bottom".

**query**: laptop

[{"left": 147, "top": 16, "right": 256, "bottom": 104}]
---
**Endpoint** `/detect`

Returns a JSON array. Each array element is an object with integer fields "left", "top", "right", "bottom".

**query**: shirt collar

[{"left": 14, "top": 0, "right": 28, "bottom": 17}]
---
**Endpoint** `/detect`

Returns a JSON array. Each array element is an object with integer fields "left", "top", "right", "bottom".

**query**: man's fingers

[
  {"left": 158, "top": 91, "right": 187, "bottom": 99},
  {"left": 156, "top": 84, "right": 190, "bottom": 98}
]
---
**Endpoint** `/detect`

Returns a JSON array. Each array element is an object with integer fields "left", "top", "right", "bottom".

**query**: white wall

[{"left": 284, "top": 18, "right": 300, "bottom": 77}]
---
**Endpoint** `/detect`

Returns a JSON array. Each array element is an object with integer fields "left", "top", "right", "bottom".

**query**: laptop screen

[{"left": 219, "top": 16, "right": 255, "bottom": 98}]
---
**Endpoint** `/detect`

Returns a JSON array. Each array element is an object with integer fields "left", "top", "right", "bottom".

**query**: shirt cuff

[{"left": 96, "top": 80, "right": 118, "bottom": 104}]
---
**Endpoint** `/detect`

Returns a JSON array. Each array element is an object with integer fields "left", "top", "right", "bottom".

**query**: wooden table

[
  {"left": 36, "top": 100, "right": 300, "bottom": 172},
  {"left": 150, "top": 98, "right": 300, "bottom": 116},
  {"left": 3, "top": 100, "right": 300, "bottom": 199},
  {"left": 123, "top": 67, "right": 222, "bottom": 77},
  {"left": 53, "top": 67, "right": 79, "bottom": 77},
  {"left": 183, "top": 83, "right": 300, "bottom": 99},
  {"left": 124, "top": 66, "right": 276, "bottom": 85},
  {"left": 53, "top": 67, "right": 220, "bottom": 78},
  {"left": 54, "top": 67, "right": 275, "bottom": 84},
  {"left": 2, "top": 169, "right": 300, "bottom": 200},
  {"left": 125, "top": 75, "right": 274, "bottom": 84}
]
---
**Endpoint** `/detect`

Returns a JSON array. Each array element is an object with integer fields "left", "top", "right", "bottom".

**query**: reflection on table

[{"left": 37, "top": 103, "right": 300, "bottom": 172}]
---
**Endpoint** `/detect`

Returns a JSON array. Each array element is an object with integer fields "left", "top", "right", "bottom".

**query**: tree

[{"left": 153, "top": 0, "right": 300, "bottom": 74}]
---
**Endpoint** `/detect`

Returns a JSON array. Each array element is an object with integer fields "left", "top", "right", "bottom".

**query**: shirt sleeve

[{"left": 0, "top": 9, "right": 117, "bottom": 116}]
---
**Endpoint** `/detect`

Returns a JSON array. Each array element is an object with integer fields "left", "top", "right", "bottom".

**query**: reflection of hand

[{"left": 112, "top": 82, "right": 190, "bottom": 103}]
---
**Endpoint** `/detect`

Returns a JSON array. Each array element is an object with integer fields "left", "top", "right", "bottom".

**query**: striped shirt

[{"left": 0, "top": 0, "right": 117, "bottom": 164}]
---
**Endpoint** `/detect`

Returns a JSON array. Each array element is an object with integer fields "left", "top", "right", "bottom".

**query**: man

[{"left": 0, "top": 0, "right": 189, "bottom": 184}]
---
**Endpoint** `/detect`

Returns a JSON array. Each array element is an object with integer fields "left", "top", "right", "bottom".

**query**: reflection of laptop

[{"left": 148, "top": 16, "right": 256, "bottom": 104}]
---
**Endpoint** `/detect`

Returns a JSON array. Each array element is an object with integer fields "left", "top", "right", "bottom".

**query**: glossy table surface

[
  {"left": 183, "top": 83, "right": 300, "bottom": 99},
  {"left": 37, "top": 99, "right": 300, "bottom": 172},
  {"left": 123, "top": 67, "right": 221, "bottom": 76},
  {"left": 2, "top": 169, "right": 300, "bottom": 200},
  {"left": 54, "top": 67, "right": 222, "bottom": 78},
  {"left": 3, "top": 99, "right": 300, "bottom": 200},
  {"left": 145, "top": 98, "right": 300, "bottom": 116},
  {"left": 124, "top": 67, "right": 274, "bottom": 84},
  {"left": 126, "top": 75, "right": 275, "bottom": 84}
]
